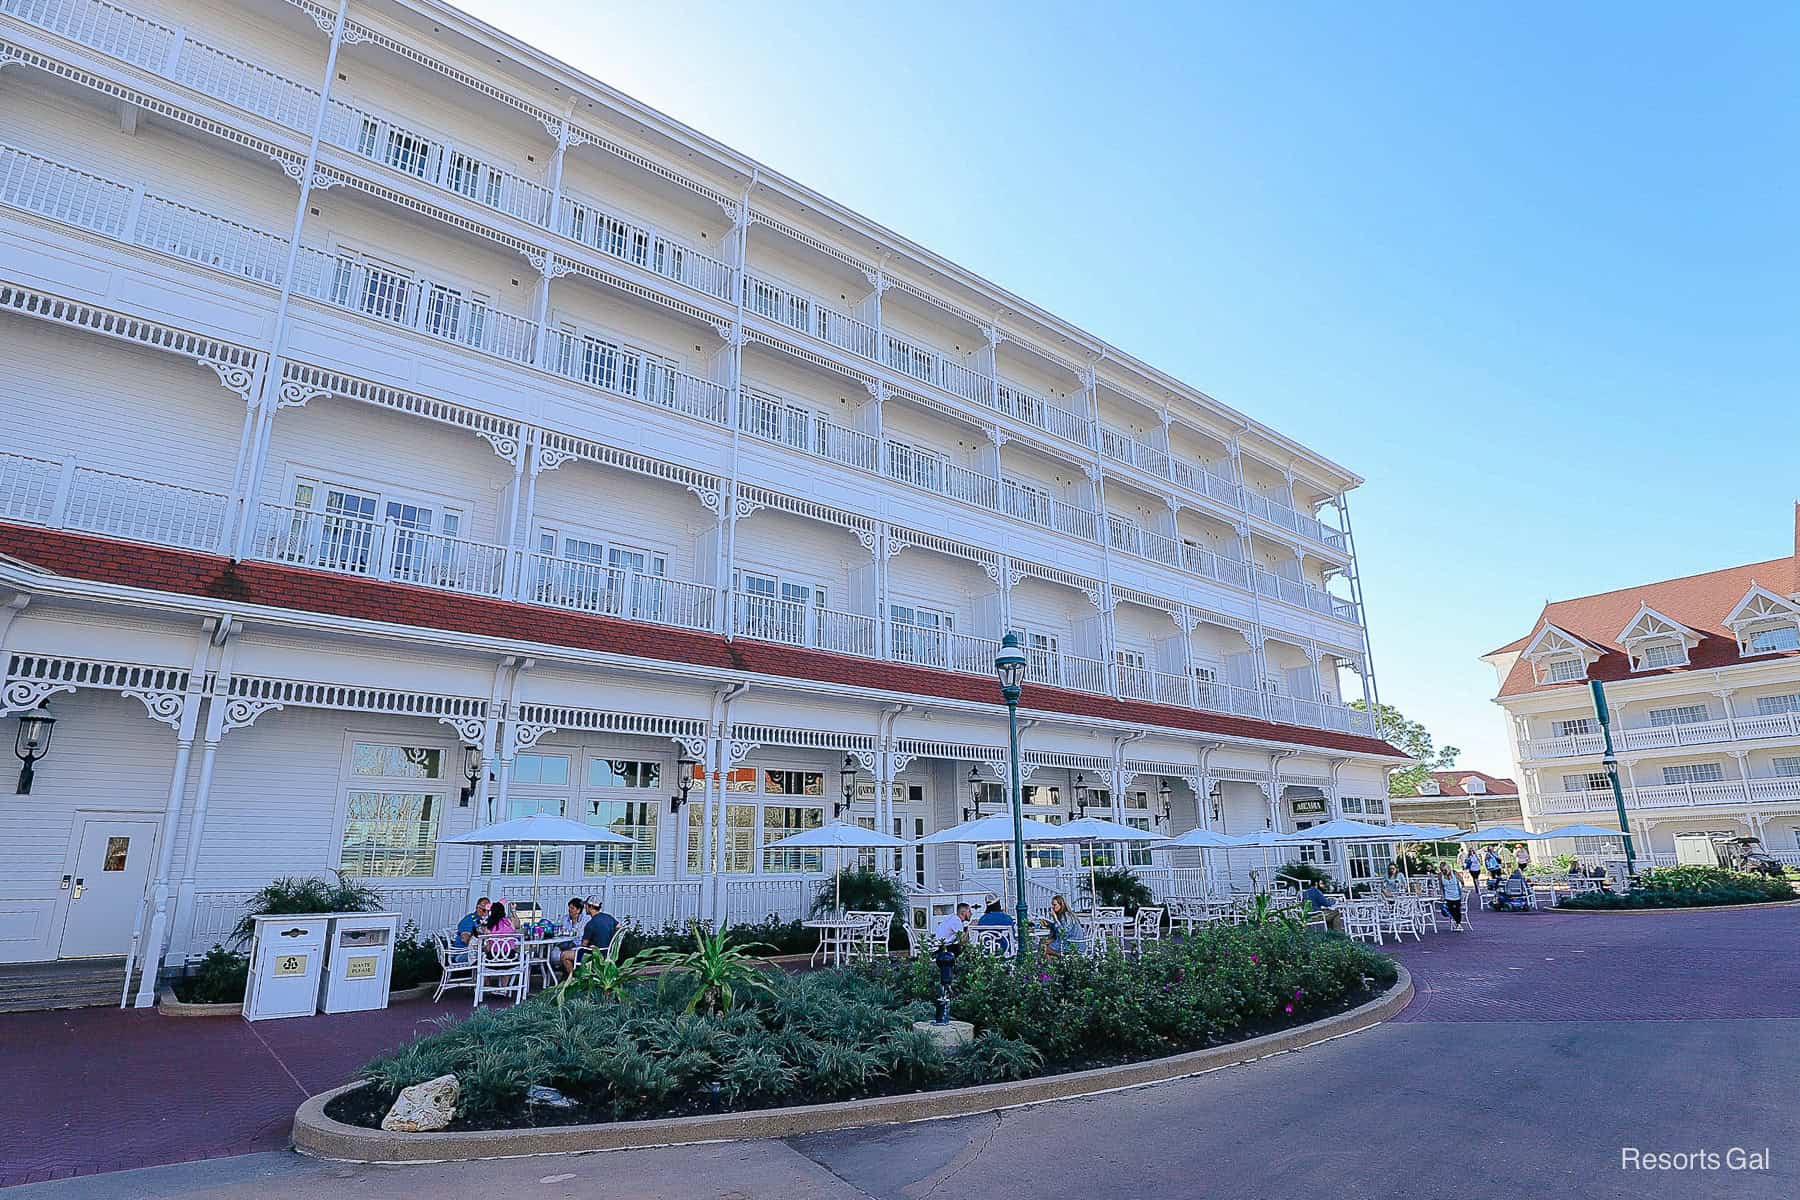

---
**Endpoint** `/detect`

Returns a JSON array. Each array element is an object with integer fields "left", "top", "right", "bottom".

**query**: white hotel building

[
  {"left": 0, "top": 0, "right": 1404, "bottom": 1002},
  {"left": 1485, "top": 508, "right": 1800, "bottom": 870}
]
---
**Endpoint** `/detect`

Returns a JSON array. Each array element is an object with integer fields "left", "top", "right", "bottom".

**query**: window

[
  {"left": 446, "top": 150, "right": 503, "bottom": 208},
  {"left": 1347, "top": 842, "right": 1392, "bottom": 880},
  {"left": 890, "top": 604, "right": 955, "bottom": 663},
  {"left": 340, "top": 792, "right": 438, "bottom": 877},
  {"left": 1746, "top": 625, "right": 1800, "bottom": 654},
  {"left": 497, "top": 796, "right": 564, "bottom": 874},
  {"left": 1648, "top": 704, "right": 1708, "bottom": 728},
  {"left": 1564, "top": 773, "right": 1611, "bottom": 792},
  {"left": 1756, "top": 694, "right": 1800, "bottom": 716},
  {"left": 590, "top": 759, "right": 662, "bottom": 789},
  {"left": 1413, "top": 781, "right": 1438, "bottom": 797},
  {"left": 1003, "top": 478, "right": 1053, "bottom": 525},
  {"left": 1544, "top": 657, "right": 1585, "bottom": 683},
  {"left": 1293, "top": 819, "right": 1334, "bottom": 865},
  {"left": 352, "top": 743, "right": 442, "bottom": 779},
  {"left": 689, "top": 803, "right": 755, "bottom": 873},
  {"left": 1341, "top": 796, "right": 1365, "bottom": 813},
  {"left": 512, "top": 754, "right": 570, "bottom": 787},
  {"left": 585, "top": 800, "right": 657, "bottom": 875},
  {"left": 358, "top": 118, "right": 435, "bottom": 179},
  {"left": 1773, "top": 757, "right": 1800, "bottom": 778},
  {"left": 1662, "top": 763, "right": 1724, "bottom": 785},
  {"left": 761, "top": 806, "right": 825, "bottom": 872},
  {"left": 764, "top": 770, "right": 825, "bottom": 797},
  {"left": 1638, "top": 641, "right": 1687, "bottom": 669},
  {"left": 1553, "top": 717, "right": 1597, "bottom": 738}
]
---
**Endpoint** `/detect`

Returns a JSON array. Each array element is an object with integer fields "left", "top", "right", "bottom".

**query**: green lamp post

[
  {"left": 994, "top": 631, "right": 1030, "bottom": 955},
  {"left": 1589, "top": 679, "right": 1638, "bottom": 875}
]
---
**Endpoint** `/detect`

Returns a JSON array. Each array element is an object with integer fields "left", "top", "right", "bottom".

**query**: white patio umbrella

[
  {"left": 1276, "top": 817, "right": 1413, "bottom": 888},
  {"left": 1465, "top": 825, "right": 1544, "bottom": 842},
  {"left": 1052, "top": 816, "right": 1170, "bottom": 909},
  {"left": 920, "top": 813, "right": 1070, "bottom": 913},
  {"left": 440, "top": 813, "right": 632, "bottom": 917},
  {"left": 1224, "top": 829, "right": 1287, "bottom": 886},
  {"left": 1537, "top": 823, "right": 1626, "bottom": 839},
  {"left": 763, "top": 821, "right": 906, "bottom": 913}
]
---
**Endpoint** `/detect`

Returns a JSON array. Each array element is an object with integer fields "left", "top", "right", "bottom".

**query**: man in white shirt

[{"left": 933, "top": 902, "right": 973, "bottom": 949}]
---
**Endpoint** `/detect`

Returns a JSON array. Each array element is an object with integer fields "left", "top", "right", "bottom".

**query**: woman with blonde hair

[{"left": 1044, "top": 893, "right": 1084, "bottom": 956}]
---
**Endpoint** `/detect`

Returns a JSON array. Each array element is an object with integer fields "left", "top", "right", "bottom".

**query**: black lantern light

[
  {"left": 1157, "top": 777, "right": 1173, "bottom": 826},
  {"left": 14, "top": 704, "right": 55, "bottom": 795},
  {"left": 459, "top": 746, "right": 483, "bottom": 807},
  {"left": 1072, "top": 772, "right": 1088, "bottom": 814},
  {"left": 836, "top": 753, "right": 857, "bottom": 818},
  {"left": 963, "top": 765, "right": 984, "bottom": 823},
  {"left": 1210, "top": 780, "right": 1224, "bottom": 824},
  {"left": 670, "top": 748, "right": 702, "bottom": 814}
]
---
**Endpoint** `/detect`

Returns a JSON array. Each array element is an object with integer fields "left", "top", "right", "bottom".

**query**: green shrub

[
  {"left": 1276, "top": 861, "right": 1332, "bottom": 887},
  {"left": 347, "top": 922, "right": 1395, "bottom": 1130},
  {"left": 620, "top": 916, "right": 814, "bottom": 958},
  {"left": 231, "top": 872, "right": 382, "bottom": 944},
  {"left": 172, "top": 944, "right": 248, "bottom": 1004},
  {"left": 1078, "top": 866, "right": 1156, "bottom": 914},
  {"left": 811, "top": 867, "right": 908, "bottom": 918},
  {"left": 390, "top": 922, "right": 441, "bottom": 990},
  {"left": 1636, "top": 865, "right": 1791, "bottom": 898}
]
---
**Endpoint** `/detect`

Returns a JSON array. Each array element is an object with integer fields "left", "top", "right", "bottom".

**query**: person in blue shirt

[
  {"left": 1438, "top": 864, "right": 1466, "bottom": 930},
  {"left": 1301, "top": 882, "right": 1341, "bottom": 931},
  {"left": 452, "top": 896, "right": 491, "bottom": 961},
  {"left": 976, "top": 898, "right": 1015, "bottom": 953}
]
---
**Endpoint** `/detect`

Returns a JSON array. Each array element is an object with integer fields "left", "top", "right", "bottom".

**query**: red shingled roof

[
  {"left": 1393, "top": 770, "right": 1518, "bottom": 800},
  {"left": 0, "top": 521, "right": 1406, "bottom": 759},
  {"left": 1491, "top": 504, "right": 1800, "bottom": 698}
]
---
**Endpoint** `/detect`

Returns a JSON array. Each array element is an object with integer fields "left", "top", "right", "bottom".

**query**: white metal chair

[
  {"left": 473, "top": 934, "right": 527, "bottom": 1006},
  {"left": 431, "top": 930, "right": 477, "bottom": 1001},
  {"left": 1412, "top": 895, "right": 1441, "bottom": 934},
  {"left": 970, "top": 924, "right": 1018, "bottom": 958},
  {"left": 1125, "top": 906, "right": 1164, "bottom": 953},
  {"left": 1384, "top": 900, "right": 1422, "bottom": 942},
  {"left": 1342, "top": 901, "right": 1382, "bottom": 945}
]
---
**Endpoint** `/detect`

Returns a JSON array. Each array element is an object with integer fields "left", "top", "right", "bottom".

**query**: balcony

[
  {"left": 546, "top": 329, "right": 729, "bottom": 425},
  {"left": 742, "top": 272, "right": 879, "bottom": 361},
  {"left": 1252, "top": 565, "right": 1359, "bottom": 624},
  {"left": 732, "top": 592, "right": 877, "bottom": 657},
  {"left": 1241, "top": 490, "right": 1349, "bottom": 552},
  {"left": 290, "top": 247, "right": 538, "bottom": 365},
  {"left": 994, "top": 379, "right": 1089, "bottom": 445},
  {"left": 320, "top": 103, "right": 552, "bottom": 227},
  {"left": 1533, "top": 777, "right": 1800, "bottom": 815},
  {"left": 251, "top": 503, "right": 508, "bottom": 597},
  {"left": 739, "top": 387, "right": 878, "bottom": 473},
  {"left": 555, "top": 191, "right": 733, "bottom": 300},
  {"left": 0, "top": 450, "right": 227, "bottom": 551},
  {"left": 1522, "top": 709, "right": 1800, "bottom": 761},
  {"left": 1116, "top": 665, "right": 1193, "bottom": 706},
  {"left": 1024, "top": 645, "right": 1106, "bottom": 694},
  {"left": 889, "top": 623, "right": 1001, "bottom": 677},
  {"left": 524, "top": 554, "right": 714, "bottom": 631},
  {"left": 884, "top": 442, "right": 1101, "bottom": 543}
]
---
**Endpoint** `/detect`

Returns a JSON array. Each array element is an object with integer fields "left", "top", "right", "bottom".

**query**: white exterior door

[{"left": 56, "top": 816, "right": 158, "bottom": 958}]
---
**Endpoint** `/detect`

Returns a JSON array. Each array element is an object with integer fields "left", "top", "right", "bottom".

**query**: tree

[{"left": 1349, "top": 701, "right": 1459, "bottom": 796}]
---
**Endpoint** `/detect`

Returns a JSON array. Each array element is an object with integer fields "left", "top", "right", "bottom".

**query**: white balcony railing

[
  {"left": 888, "top": 625, "right": 1000, "bottom": 676},
  {"left": 1023, "top": 646, "right": 1107, "bottom": 694},
  {"left": 291, "top": 247, "right": 538, "bottom": 364},
  {"left": 994, "top": 380, "right": 1090, "bottom": 445},
  {"left": 0, "top": 0, "right": 173, "bottom": 72},
  {"left": 733, "top": 593, "right": 878, "bottom": 657},
  {"left": 739, "top": 388, "right": 878, "bottom": 473},
  {"left": 1533, "top": 778, "right": 1800, "bottom": 815},
  {"left": 544, "top": 328, "right": 728, "bottom": 425},
  {"left": 742, "top": 273, "right": 879, "bottom": 361},
  {"left": 524, "top": 555, "right": 715, "bottom": 631},
  {"left": 250, "top": 503, "right": 508, "bottom": 597},
  {"left": 321, "top": 103, "right": 552, "bottom": 226},
  {"left": 0, "top": 451, "right": 227, "bottom": 551},
  {"left": 1523, "top": 709, "right": 1800, "bottom": 760},
  {"left": 555, "top": 192, "right": 733, "bottom": 300},
  {"left": 884, "top": 332, "right": 991, "bottom": 407}
]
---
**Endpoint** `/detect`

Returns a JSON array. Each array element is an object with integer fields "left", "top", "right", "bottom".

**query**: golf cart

[{"left": 1715, "top": 836, "right": 1784, "bottom": 877}]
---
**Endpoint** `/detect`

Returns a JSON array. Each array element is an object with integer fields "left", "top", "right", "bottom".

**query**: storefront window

[
  {"left": 689, "top": 803, "right": 756, "bottom": 873},
  {"left": 585, "top": 799, "right": 657, "bottom": 875},
  {"left": 762, "top": 805, "right": 824, "bottom": 872}
]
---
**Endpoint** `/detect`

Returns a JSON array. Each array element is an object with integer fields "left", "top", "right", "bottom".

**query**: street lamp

[
  {"left": 994, "top": 631, "right": 1029, "bottom": 955},
  {"left": 14, "top": 704, "right": 55, "bottom": 795},
  {"left": 1589, "top": 679, "right": 1638, "bottom": 875},
  {"left": 836, "top": 753, "right": 857, "bottom": 819},
  {"left": 670, "top": 749, "right": 701, "bottom": 815}
]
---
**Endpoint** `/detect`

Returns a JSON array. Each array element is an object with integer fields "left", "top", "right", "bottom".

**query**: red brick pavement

[{"left": 2, "top": 907, "right": 1795, "bottom": 1187}]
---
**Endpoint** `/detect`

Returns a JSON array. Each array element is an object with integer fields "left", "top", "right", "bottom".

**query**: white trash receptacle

[
  {"left": 243, "top": 914, "right": 330, "bottom": 1021},
  {"left": 321, "top": 912, "right": 400, "bottom": 1014}
]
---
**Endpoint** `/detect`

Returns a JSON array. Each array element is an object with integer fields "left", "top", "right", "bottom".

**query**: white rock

[{"left": 381, "top": 1073, "right": 459, "bottom": 1132}]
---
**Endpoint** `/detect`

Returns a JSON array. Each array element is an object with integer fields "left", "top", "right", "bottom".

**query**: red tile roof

[
  {"left": 1491, "top": 507, "right": 1800, "bottom": 698},
  {"left": 1393, "top": 769, "right": 1518, "bottom": 800},
  {"left": 0, "top": 522, "right": 1406, "bottom": 759}
]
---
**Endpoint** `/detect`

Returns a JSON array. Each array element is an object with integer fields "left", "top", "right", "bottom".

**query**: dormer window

[
  {"left": 1634, "top": 640, "right": 1688, "bottom": 671},
  {"left": 1461, "top": 777, "right": 1486, "bottom": 795},
  {"left": 1544, "top": 656, "right": 1585, "bottom": 683},
  {"left": 1747, "top": 624, "right": 1800, "bottom": 655},
  {"left": 1417, "top": 779, "right": 1440, "bottom": 796}
]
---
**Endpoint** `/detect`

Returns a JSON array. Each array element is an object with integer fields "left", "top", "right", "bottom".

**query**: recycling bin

[
  {"left": 243, "top": 914, "right": 330, "bottom": 1021},
  {"left": 321, "top": 912, "right": 400, "bottom": 1014}
]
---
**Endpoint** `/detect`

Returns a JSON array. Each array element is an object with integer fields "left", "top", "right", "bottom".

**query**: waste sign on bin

[
  {"left": 321, "top": 912, "right": 400, "bottom": 1014},
  {"left": 243, "top": 914, "right": 330, "bottom": 1021}
]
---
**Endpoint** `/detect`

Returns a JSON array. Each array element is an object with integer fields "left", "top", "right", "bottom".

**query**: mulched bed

[{"left": 323, "top": 982, "right": 1387, "bottom": 1132}]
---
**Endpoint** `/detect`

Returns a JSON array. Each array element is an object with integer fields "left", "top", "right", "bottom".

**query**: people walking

[{"left": 1439, "top": 864, "right": 1467, "bottom": 930}]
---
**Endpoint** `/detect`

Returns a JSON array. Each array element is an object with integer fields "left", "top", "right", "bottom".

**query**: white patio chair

[
  {"left": 431, "top": 930, "right": 476, "bottom": 1001},
  {"left": 845, "top": 911, "right": 894, "bottom": 962},
  {"left": 970, "top": 925, "right": 1016, "bottom": 958},
  {"left": 1413, "top": 895, "right": 1441, "bottom": 934},
  {"left": 1385, "top": 900, "right": 1422, "bottom": 942},
  {"left": 1126, "top": 907, "right": 1164, "bottom": 953},
  {"left": 473, "top": 934, "right": 527, "bottom": 1006},
  {"left": 1342, "top": 901, "right": 1382, "bottom": 945}
]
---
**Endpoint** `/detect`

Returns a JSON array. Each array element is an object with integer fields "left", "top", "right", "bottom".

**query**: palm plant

[
  {"left": 666, "top": 924, "right": 775, "bottom": 1015},
  {"left": 810, "top": 866, "right": 907, "bottom": 918},
  {"left": 1079, "top": 866, "right": 1155, "bottom": 914},
  {"left": 552, "top": 947, "right": 670, "bottom": 1007}
]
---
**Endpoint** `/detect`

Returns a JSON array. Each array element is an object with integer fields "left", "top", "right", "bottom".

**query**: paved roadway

[{"left": 5, "top": 906, "right": 1797, "bottom": 1199}]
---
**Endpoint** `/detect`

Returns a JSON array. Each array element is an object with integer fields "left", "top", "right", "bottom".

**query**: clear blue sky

[{"left": 463, "top": 0, "right": 1800, "bottom": 771}]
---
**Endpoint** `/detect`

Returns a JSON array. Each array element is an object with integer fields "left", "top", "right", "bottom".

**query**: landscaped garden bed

[
  {"left": 1557, "top": 865, "right": 1796, "bottom": 910},
  {"left": 325, "top": 921, "right": 1397, "bottom": 1133}
]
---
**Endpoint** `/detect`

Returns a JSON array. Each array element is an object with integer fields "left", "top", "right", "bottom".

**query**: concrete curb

[
  {"left": 292, "top": 965, "right": 1412, "bottom": 1163},
  {"left": 158, "top": 981, "right": 438, "bottom": 1017}
]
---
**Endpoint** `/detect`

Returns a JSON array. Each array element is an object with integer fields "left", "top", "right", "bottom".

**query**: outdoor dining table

[{"left": 803, "top": 917, "right": 859, "bottom": 967}]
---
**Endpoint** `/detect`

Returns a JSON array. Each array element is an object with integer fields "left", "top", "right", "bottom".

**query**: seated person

[
  {"left": 567, "top": 897, "right": 620, "bottom": 972},
  {"left": 552, "top": 896, "right": 586, "bottom": 976},
  {"left": 1379, "top": 864, "right": 1408, "bottom": 898},
  {"left": 1043, "top": 893, "right": 1084, "bottom": 956},
  {"left": 1301, "top": 882, "right": 1342, "bottom": 931},
  {"left": 451, "top": 896, "right": 491, "bottom": 960},
  {"left": 975, "top": 898, "right": 1015, "bottom": 953},
  {"left": 482, "top": 901, "right": 519, "bottom": 956}
]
